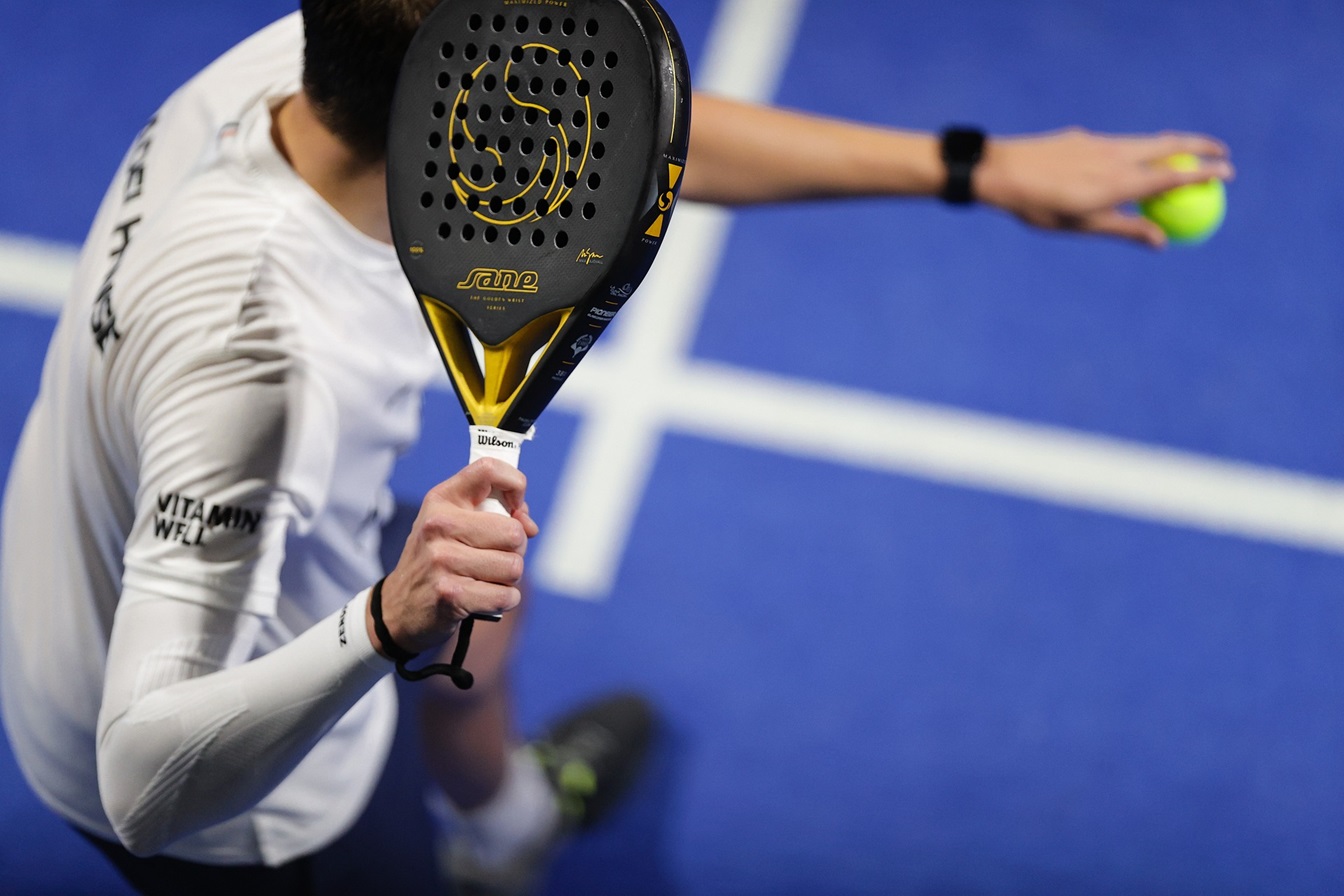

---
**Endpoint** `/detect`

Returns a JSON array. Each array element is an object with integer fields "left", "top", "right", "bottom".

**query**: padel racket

[{"left": 388, "top": 0, "right": 691, "bottom": 686}]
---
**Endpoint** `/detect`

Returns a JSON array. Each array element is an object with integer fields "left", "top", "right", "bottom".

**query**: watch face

[
  {"left": 946, "top": 126, "right": 989, "bottom": 160},
  {"left": 943, "top": 128, "right": 986, "bottom": 162}
]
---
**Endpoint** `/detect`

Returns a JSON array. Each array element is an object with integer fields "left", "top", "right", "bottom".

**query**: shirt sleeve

[
  {"left": 96, "top": 584, "right": 389, "bottom": 857},
  {"left": 119, "top": 270, "right": 338, "bottom": 618}
]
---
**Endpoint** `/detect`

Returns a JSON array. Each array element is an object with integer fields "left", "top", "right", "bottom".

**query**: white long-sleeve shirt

[{"left": 0, "top": 14, "right": 441, "bottom": 865}]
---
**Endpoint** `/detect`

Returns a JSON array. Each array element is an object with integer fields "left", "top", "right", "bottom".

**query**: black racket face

[
  {"left": 389, "top": 0, "right": 689, "bottom": 430},
  {"left": 388, "top": 0, "right": 688, "bottom": 327}
]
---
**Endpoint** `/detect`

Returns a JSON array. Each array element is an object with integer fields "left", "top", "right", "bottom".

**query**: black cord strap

[{"left": 369, "top": 577, "right": 477, "bottom": 690}]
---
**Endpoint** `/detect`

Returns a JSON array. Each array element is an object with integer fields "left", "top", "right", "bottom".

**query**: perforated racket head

[{"left": 389, "top": 0, "right": 690, "bottom": 432}]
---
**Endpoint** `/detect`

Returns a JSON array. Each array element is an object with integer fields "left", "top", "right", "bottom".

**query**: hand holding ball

[{"left": 1139, "top": 154, "right": 1226, "bottom": 245}]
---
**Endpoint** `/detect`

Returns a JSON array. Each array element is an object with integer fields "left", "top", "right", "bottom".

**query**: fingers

[
  {"left": 434, "top": 457, "right": 529, "bottom": 515},
  {"left": 1080, "top": 208, "right": 1169, "bottom": 249},
  {"left": 517, "top": 509, "right": 540, "bottom": 539},
  {"left": 421, "top": 531, "right": 526, "bottom": 589},
  {"left": 1136, "top": 131, "right": 1232, "bottom": 166},
  {"left": 985, "top": 126, "right": 1232, "bottom": 244},
  {"left": 1115, "top": 132, "right": 1233, "bottom": 201},
  {"left": 375, "top": 459, "right": 537, "bottom": 656},
  {"left": 1139, "top": 158, "right": 1233, "bottom": 196},
  {"left": 377, "top": 535, "right": 525, "bottom": 656},
  {"left": 435, "top": 458, "right": 540, "bottom": 532}
]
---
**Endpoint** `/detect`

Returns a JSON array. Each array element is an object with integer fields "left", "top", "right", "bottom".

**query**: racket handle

[
  {"left": 466, "top": 425, "right": 533, "bottom": 621},
  {"left": 476, "top": 494, "right": 510, "bottom": 517}
]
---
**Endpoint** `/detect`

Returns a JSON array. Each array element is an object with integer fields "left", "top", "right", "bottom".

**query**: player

[
  {"left": 0, "top": 2, "right": 1231, "bottom": 895},
  {"left": 0, "top": 5, "right": 543, "bottom": 895}
]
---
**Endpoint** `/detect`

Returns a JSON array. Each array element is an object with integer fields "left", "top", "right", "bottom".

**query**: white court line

[
  {"left": 549, "top": 347, "right": 1344, "bottom": 583},
  {"left": 659, "top": 359, "right": 1344, "bottom": 556},
  {"left": 0, "top": 233, "right": 77, "bottom": 315}
]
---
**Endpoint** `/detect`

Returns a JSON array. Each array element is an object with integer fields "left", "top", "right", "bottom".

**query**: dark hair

[{"left": 300, "top": 0, "right": 440, "bottom": 162}]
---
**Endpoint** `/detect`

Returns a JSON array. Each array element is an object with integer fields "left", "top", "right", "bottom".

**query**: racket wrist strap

[
  {"left": 369, "top": 576, "right": 477, "bottom": 690},
  {"left": 938, "top": 126, "right": 986, "bottom": 205}
]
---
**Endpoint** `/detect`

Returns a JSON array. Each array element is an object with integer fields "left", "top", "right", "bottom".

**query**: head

[{"left": 300, "top": 0, "right": 441, "bottom": 163}]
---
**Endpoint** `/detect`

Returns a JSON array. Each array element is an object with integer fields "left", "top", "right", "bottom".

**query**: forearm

[
  {"left": 681, "top": 93, "right": 944, "bottom": 205},
  {"left": 681, "top": 94, "right": 1234, "bottom": 246},
  {"left": 96, "top": 587, "right": 388, "bottom": 856}
]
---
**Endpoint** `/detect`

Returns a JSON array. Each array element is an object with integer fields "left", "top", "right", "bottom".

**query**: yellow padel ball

[{"left": 1139, "top": 153, "right": 1227, "bottom": 245}]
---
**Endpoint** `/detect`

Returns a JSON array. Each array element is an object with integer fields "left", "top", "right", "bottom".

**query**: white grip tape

[
  {"left": 466, "top": 426, "right": 534, "bottom": 621},
  {"left": 467, "top": 425, "right": 534, "bottom": 516}
]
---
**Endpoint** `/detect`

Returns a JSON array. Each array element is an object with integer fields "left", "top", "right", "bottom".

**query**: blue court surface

[{"left": 3, "top": 0, "right": 1343, "bottom": 893}]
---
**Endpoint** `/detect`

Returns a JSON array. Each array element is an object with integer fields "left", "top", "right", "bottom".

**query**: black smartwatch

[{"left": 939, "top": 126, "right": 986, "bottom": 205}]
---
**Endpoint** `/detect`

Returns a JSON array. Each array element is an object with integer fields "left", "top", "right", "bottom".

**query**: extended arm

[{"left": 681, "top": 93, "right": 1233, "bottom": 247}]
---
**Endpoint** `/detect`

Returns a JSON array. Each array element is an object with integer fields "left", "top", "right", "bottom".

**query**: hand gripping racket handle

[
  {"left": 413, "top": 425, "right": 533, "bottom": 690},
  {"left": 465, "top": 425, "right": 534, "bottom": 621}
]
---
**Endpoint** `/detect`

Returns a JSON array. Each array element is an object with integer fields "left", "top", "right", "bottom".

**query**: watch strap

[{"left": 939, "top": 126, "right": 986, "bottom": 205}]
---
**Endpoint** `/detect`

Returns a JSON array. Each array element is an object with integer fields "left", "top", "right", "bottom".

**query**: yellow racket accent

[{"left": 417, "top": 297, "right": 574, "bottom": 427}]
